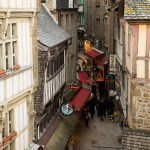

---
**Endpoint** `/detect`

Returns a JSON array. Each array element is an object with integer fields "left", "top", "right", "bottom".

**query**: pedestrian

[
  {"left": 104, "top": 97, "right": 109, "bottom": 117},
  {"left": 108, "top": 98, "right": 115, "bottom": 116},
  {"left": 83, "top": 106, "right": 90, "bottom": 127},
  {"left": 97, "top": 99, "right": 106, "bottom": 121},
  {"left": 92, "top": 83, "right": 97, "bottom": 95},
  {"left": 89, "top": 95, "right": 96, "bottom": 118}
]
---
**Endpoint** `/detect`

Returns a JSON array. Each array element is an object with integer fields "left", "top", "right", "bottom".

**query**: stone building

[
  {"left": 43, "top": 0, "right": 78, "bottom": 84},
  {"left": 108, "top": 1, "right": 128, "bottom": 118},
  {"left": 84, "top": 0, "right": 116, "bottom": 57},
  {"left": 121, "top": 0, "right": 150, "bottom": 129},
  {"left": 34, "top": 4, "right": 71, "bottom": 141},
  {"left": 0, "top": 0, "right": 39, "bottom": 149}
]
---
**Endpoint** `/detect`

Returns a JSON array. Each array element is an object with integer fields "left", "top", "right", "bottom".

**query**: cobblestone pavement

[{"left": 72, "top": 112, "right": 122, "bottom": 150}]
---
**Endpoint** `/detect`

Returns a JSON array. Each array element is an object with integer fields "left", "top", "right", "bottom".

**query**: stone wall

[
  {"left": 130, "top": 80, "right": 150, "bottom": 129},
  {"left": 122, "top": 128, "right": 150, "bottom": 149},
  {"left": 34, "top": 50, "right": 47, "bottom": 139},
  {"left": 57, "top": 9, "right": 78, "bottom": 84}
]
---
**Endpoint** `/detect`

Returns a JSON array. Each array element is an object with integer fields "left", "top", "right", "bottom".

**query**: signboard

[
  {"left": 108, "top": 74, "right": 115, "bottom": 91},
  {"left": 110, "top": 111, "right": 124, "bottom": 123},
  {"left": 84, "top": 40, "right": 92, "bottom": 51},
  {"left": 109, "top": 55, "right": 116, "bottom": 74},
  {"left": 68, "top": 85, "right": 79, "bottom": 90},
  {"left": 60, "top": 102, "right": 74, "bottom": 117}
]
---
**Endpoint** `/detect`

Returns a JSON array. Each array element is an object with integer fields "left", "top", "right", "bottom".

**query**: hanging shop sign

[
  {"left": 94, "top": 66, "right": 104, "bottom": 81},
  {"left": 109, "top": 55, "right": 116, "bottom": 74},
  {"left": 68, "top": 85, "right": 79, "bottom": 90},
  {"left": 109, "top": 111, "right": 124, "bottom": 123},
  {"left": 60, "top": 102, "right": 74, "bottom": 117},
  {"left": 84, "top": 40, "right": 92, "bottom": 51},
  {"left": 108, "top": 74, "right": 115, "bottom": 91}
]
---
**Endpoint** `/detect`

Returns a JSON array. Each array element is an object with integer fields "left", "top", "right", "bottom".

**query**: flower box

[
  {"left": 13, "top": 65, "right": 21, "bottom": 71},
  {"left": 9, "top": 131, "right": 17, "bottom": 140},
  {"left": 2, "top": 136, "right": 10, "bottom": 145},
  {"left": 0, "top": 69, "right": 6, "bottom": 77}
]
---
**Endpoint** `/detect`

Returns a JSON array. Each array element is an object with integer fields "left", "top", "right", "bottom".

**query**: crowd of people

[{"left": 81, "top": 92, "right": 115, "bottom": 127}]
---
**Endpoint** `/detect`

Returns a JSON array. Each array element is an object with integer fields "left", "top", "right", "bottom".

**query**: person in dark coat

[
  {"left": 104, "top": 98, "right": 109, "bottom": 117},
  {"left": 97, "top": 99, "right": 106, "bottom": 121},
  {"left": 92, "top": 83, "right": 97, "bottom": 95},
  {"left": 83, "top": 106, "right": 90, "bottom": 127},
  {"left": 89, "top": 96, "right": 96, "bottom": 118},
  {"left": 108, "top": 98, "right": 115, "bottom": 116}
]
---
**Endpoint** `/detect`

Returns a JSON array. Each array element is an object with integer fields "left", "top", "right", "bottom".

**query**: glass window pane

[
  {"left": 5, "top": 43, "right": 8, "bottom": 56},
  {"left": 6, "top": 58, "right": 9, "bottom": 70},
  {"left": 13, "top": 56, "right": 15, "bottom": 66}
]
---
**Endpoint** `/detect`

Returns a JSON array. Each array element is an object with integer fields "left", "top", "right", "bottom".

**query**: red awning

[
  {"left": 78, "top": 70, "right": 91, "bottom": 84},
  {"left": 71, "top": 88, "right": 91, "bottom": 111},
  {"left": 85, "top": 49, "right": 102, "bottom": 59},
  {"left": 96, "top": 57, "right": 108, "bottom": 67}
]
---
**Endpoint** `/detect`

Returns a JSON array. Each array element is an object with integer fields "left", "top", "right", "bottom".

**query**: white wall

[
  {"left": 15, "top": 100, "right": 28, "bottom": 150},
  {"left": 0, "top": 0, "right": 36, "bottom": 9},
  {"left": 0, "top": 69, "right": 32, "bottom": 103},
  {"left": 18, "top": 21, "right": 31, "bottom": 67},
  {"left": 44, "top": 67, "right": 65, "bottom": 105}
]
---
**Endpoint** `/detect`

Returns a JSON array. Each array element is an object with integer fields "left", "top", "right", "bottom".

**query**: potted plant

[
  {"left": 0, "top": 69, "right": 6, "bottom": 77},
  {"left": 9, "top": 131, "right": 17, "bottom": 140},
  {"left": 13, "top": 65, "right": 21, "bottom": 71}
]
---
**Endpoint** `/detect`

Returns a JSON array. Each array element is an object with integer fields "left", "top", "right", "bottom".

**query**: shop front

[
  {"left": 36, "top": 87, "right": 91, "bottom": 150},
  {"left": 84, "top": 47, "right": 108, "bottom": 97}
]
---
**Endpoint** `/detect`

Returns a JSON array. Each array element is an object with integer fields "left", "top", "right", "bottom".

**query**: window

[
  {"left": 2, "top": 122, "right": 5, "bottom": 138},
  {"left": 128, "top": 25, "right": 131, "bottom": 55},
  {"left": 50, "top": 59, "right": 54, "bottom": 76},
  {"left": 12, "top": 24, "right": 15, "bottom": 36},
  {"left": 5, "top": 43, "right": 9, "bottom": 70},
  {"left": 57, "top": 56, "right": 59, "bottom": 71},
  {"left": 59, "top": 14, "right": 63, "bottom": 28},
  {"left": 12, "top": 42, "right": 16, "bottom": 66},
  {"left": 9, "top": 110, "right": 13, "bottom": 133},
  {"left": 47, "top": 61, "right": 50, "bottom": 78},
  {"left": 96, "top": 0, "right": 100, "bottom": 6},
  {"left": 0, "top": 23, "right": 17, "bottom": 71},
  {"left": 10, "top": 142, "right": 14, "bottom": 150}
]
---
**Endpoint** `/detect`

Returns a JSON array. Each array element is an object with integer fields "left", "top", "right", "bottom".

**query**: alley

[{"left": 72, "top": 113, "right": 122, "bottom": 150}]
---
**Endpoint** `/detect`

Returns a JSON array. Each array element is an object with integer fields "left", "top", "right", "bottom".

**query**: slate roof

[
  {"left": 37, "top": 5, "right": 71, "bottom": 48},
  {"left": 122, "top": 128, "right": 150, "bottom": 149},
  {"left": 124, "top": 0, "right": 150, "bottom": 20}
]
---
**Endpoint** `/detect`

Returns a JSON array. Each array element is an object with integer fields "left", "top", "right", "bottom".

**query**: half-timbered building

[
  {"left": 34, "top": 4, "right": 71, "bottom": 140},
  {"left": 121, "top": 0, "right": 150, "bottom": 129},
  {"left": 0, "top": 0, "right": 40, "bottom": 149}
]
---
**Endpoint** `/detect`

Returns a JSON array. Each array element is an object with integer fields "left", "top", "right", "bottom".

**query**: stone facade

[
  {"left": 122, "top": 128, "right": 150, "bottom": 149},
  {"left": 45, "top": 0, "right": 78, "bottom": 84},
  {"left": 84, "top": 0, "right": 116, "bottom": 56},
  {"left": 57, "top": 9, "right": 78, "bottom": 84},
  {"left": 129, "top": 80, "right": 150, "bottom": 129}
]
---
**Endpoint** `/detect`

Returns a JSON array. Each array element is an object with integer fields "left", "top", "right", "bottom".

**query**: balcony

[
  {"left": 0, "top": 65, "right": 33, "bottom": 103},
  {"left": 0, "top": 131, "right": 17, "bottom": 148}
]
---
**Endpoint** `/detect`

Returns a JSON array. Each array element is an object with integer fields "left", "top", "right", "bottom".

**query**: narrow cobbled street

[{"left": 72, "top": 112, "right": 122, "bottom": 150}]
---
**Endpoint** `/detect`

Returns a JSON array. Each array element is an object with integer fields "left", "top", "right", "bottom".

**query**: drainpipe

[
  {"left": 87, "top": 0, "right": 88, "bottom": 35},
  {"left": 92, "top": 0, "right": 94, "bottom": 39}
]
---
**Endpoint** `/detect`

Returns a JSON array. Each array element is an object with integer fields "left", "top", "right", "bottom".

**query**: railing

[{"left": 92, "top": 145, "right": 121, "bottom": 150}]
